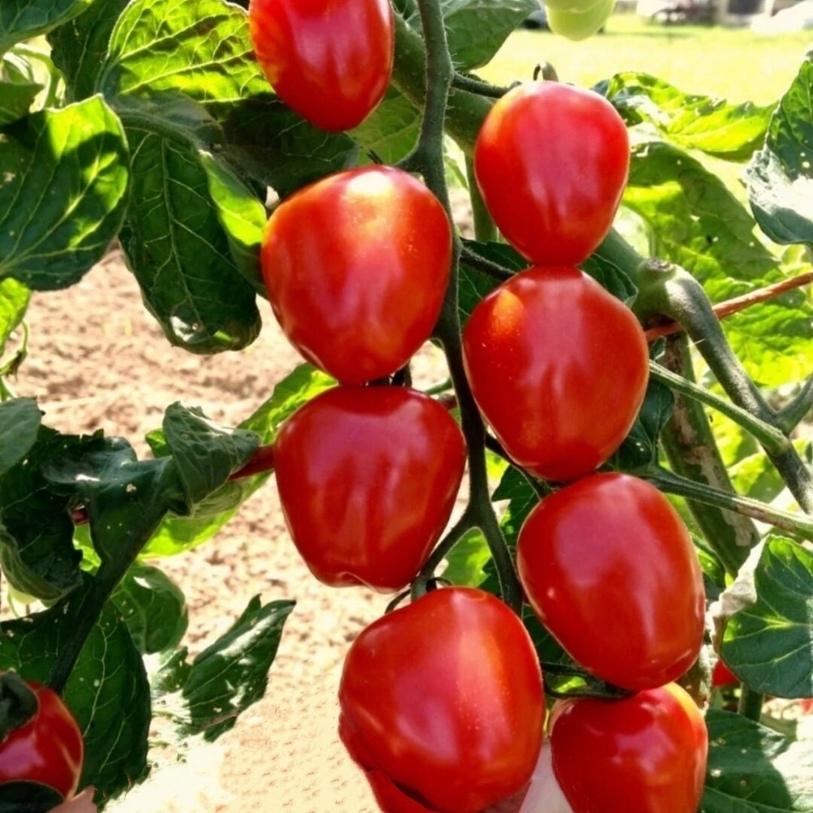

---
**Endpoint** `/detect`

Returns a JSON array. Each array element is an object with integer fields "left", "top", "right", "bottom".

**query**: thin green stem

[
  {"left": 451, "top": 73, "right": 512, "bottom": 98},
  {"left": 647, "top": 466, "right": 813, "bottom": 541},
  {"left": 658, "top": 336, "right": 759, "bottom": 575},
  {"left": 459, "top": 244, "right": 516, "bottom": 281},
  {"left": 420, "top": 506, "right": 477, "bottom": 579},
  {"left": 777, "top": 376, "right": 813, "bottom": 434},
  {"left": 738, "top": 685, "right": 765, "bottom": 721},
  {"left": 649, "top": 361, "right": 790, "bottom": 456}
]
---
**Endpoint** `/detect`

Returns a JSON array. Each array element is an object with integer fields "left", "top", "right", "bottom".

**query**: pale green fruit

[{"left": 547, "top": 0, "right": 615, "bottom": 40}]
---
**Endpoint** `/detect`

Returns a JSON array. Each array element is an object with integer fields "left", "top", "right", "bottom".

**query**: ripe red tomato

[
  {"left": 517, "top": 473, "right": 706, "bottom": 692},
  {"left": 0, "top": 673, "right": 84, "bottom": 799},
  {"left": 461, "top": 266, "right": 649, "bottom": 483},
  {"left": 712, "top": 658, "right": 739, "bottom": 687},
  {"left": 339, "top": 587, "right": 545, "bottom": 813},
  {"left": 248, "top": 0, "right": 393, "bottom": 132},
  {"left": 274, "top": 386, "right": 466, "bottom": 592},
  {"left": 549, "top": 683, "right": 708, "bottom": 813},
  {"left": 261, "top": 166, "right": 452, "bottom": 385},
  {"left": 474, "top": 81, "right": 629, "bottom": 265}
]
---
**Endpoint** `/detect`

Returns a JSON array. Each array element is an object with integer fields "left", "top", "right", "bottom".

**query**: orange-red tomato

[
  {"left": 274, "top": 386, "right": 466, "bottom": 592},
  {"left": 549, "top": 684, "right": 708, "bottom": 813},
  {"left": 462, "top": 266, "right": 649, "bottom": 483},
  {"left": 249, "top": 0, "right": 393, "bottom": 131},
  {"left": 517, "top": 473, "right": 706, "bottom": 692},
  {"left": 474, "top": 81, "right": 629, "bottom": 265},
  {"left": 261, "top": 166, "right": 452, "bottom": 385},
  {"left": 339, "top": 587, "right": 545, "bottom": 813}
]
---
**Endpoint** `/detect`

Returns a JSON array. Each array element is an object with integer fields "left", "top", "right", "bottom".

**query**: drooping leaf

[
  {"left": 0, "top": 398, "right": 40, "bottom": 478},
  {"left": 42, "top": 433, "right": 186, "bottom": 566},
  {"left": 625, "top": 139, "right": 813, "bottom": 386},
  {"left": 0, "top": 427, "right": 85, "bottom": 601},
  {"left": 142, "top": 364, "right": 334, "bottom": 556},
  {"left": 0, "top": 575, "right": 151, "bottom": 802},
  {"left": 0, "top": 97, "right": 129, "bottom": 291},
  {"left": 747, "top": 57, "right": 813, "bottom": 246},
  {"left": 155, "top": 596, "right": 294, "bottom": 741},
  {"left": 161, "top": 403, "right": 259, "bottom": 508},
  {"left": 48, "top": 0, "right": 131, "bottom": 102},
  {"left": 117, "top": 122, "right": 262, "bottom": 354},
  {"left": 601, "top": 72, "right": 772, "bottom": 161},
  {"left": 721, "top": 537, "right": 813, "bottom": 699},
  {"left": 702, "top": 709, "right": 813, "bottom": 812},
  {"left": 0, "top": 0, "right": 94, "bottom": 53},
  {"left": 110, "top": 562, "right": 188, "bottom": 655}
]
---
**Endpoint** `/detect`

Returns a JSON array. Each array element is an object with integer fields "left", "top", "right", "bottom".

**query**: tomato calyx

[{"left": 0, "top": 673, "right": 38, "bottom": 741}]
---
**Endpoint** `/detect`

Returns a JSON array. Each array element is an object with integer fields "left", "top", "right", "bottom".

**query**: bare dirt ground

[{"left": 13, "top": 247, "right": 459, "bottom": 812}]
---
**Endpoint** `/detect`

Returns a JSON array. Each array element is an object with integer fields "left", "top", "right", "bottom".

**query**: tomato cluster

[
  {"left": 0, "top": 671, "right": 84, "bottom": 803},
  {"left": 251, "top": 13, "right": 708, "bottom": 808}
]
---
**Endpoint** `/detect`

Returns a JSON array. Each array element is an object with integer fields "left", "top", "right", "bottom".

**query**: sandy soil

[{"left": 9, "top": 240, "right": 468, "bottom": 811}]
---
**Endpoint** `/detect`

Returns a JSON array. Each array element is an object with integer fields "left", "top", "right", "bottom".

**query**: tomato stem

[
  {"left": 657, "top": 336, "right": 758, "bottom": 575},
  {"left": 738, "top": 685, "right": 765, "bottom": 722},
  {"left": 636, "top": 259, "right": 813, "bottom": 515},
  {"left": 451, "top": 73, "right": 512, "bottom": 99}
]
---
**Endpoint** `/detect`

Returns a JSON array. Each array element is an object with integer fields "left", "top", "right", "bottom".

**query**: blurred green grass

[{"left": 480, "top": 12, "right": 813, "bottom": 105}]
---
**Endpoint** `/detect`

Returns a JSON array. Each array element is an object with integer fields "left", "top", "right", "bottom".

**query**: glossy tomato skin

[
  {"left": 474, "top": 81, "right": 629, "bottom": 265},
  {"left": 249, "top": 0, "right": 393, "bottom": 132},
  {"left": 262, "top": 166, "right": 452, "bottom": 385},
  {"left": 0, "top": 679, "right": 84, "bottom": 799},
  {"left": 339, "top": 587, "right": 545, "bottom": 813},
  {"left": 549, "top": 683, "right": 708, "bottom": 813},
  {"left": 517, "top": 473, "right": 706, "bottom": 691},
  {"left": 274, "top": 386, "right": 466, "bottom": 592},
  {"left": 462, "top": 266, "right": 649, "bottom": 483}
]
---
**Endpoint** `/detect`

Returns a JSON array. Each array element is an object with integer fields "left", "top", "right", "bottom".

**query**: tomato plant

[
  {"left": 462, "top": 266, "right": 649, "bottom": 482},
  {"left": 516, "top": 473, "right": 705, "bottom": 690},
  {"left": 339, "top": 587, "right": 544, "bottom": 813},
  {"left": 248, "top": 0, "right": 394, "bottom": 132},
  {"left": 1, "top": 0, "right": 813, "bottom": 810},
  {"left": 473, "top": 81, "right": 629, "bottom": 265},
  {"left": 0, "top": 672, "right": 84, "bottom": 801},
  {"left": 274, "top": 385, "right": 467, "bottom": 591},
  {"left": 261, "top": 165, "right": 452, "bottom": 385},
  {"left": 549, "top": 683, "right": 708, "bottom": 813}
]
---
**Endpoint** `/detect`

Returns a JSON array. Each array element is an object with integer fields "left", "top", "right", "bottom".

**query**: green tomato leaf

[
  {"left": 625, "top": 139, "right": 813, "bottom": 386},
  {"left": 442, "top": 528, "right": 491, "bottom": 588},
  {"left": 609, "top": 379, "right": 675, "bottom": 473},
  {"left": 198, "top": 150, "right": 267, "bottom": 296},
  {"left": 703, "top": 709, "right": 813, "bottom": 811},
  {"left": 42, "top": 433, "right": 186, "bottom": 566},
  {"left": 161, "top": 403, "right": 259, "bottom": 510},
  {"left": 721, "top": 537, "right": 813, "bottom": 699},
  {"left": 0, "top": 574, "right": 151, "bottom": 802},
  {"left": 142, "top": 364, "right": 334, "bottom": 556},
  {"left": 110, "top": 562, "right": 188, "bottom": 655},
  {"left": 0, "top": 0, "right": 93, "bottom": 52},
  {"left": 747, "top": 56, "right": 813, "bottom": 246},
  {"left": 397, "top": 0, "right": 538, "bottom": 71},
  {"left": 350, "top": 88, "right": 421, "bottom": 165},
  {"left": 0, "top": 427, "right": 84, "bottom": 601},
  {"left": 0, "top": 54, "right": 42, "bottom": 127},
  {"left": 0, "top": 398, "right": 40, "bottom": 479},
  {"left": 601, "top": 72, "right": 772, "bottom": 161},
  {"left": 117, "top": 120, "right": 262, "bottom": 354},
  {"left": 97, "top": 0, "right": 357, "bottom": 198},
  {"left": 154, "top": 596, "right": 295, "bottom": 742},
  {"left": 0, "top": 97, "right": 130, "bottom": 291},
  {"left": 48, "top": 0, "right": 130, "bottom": 102},
  {"left": 730, "top": 439, "right": 812, "bottom": 507},
  {"left": 0, "top": 279, "right": 28, "bottom": 359}
]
